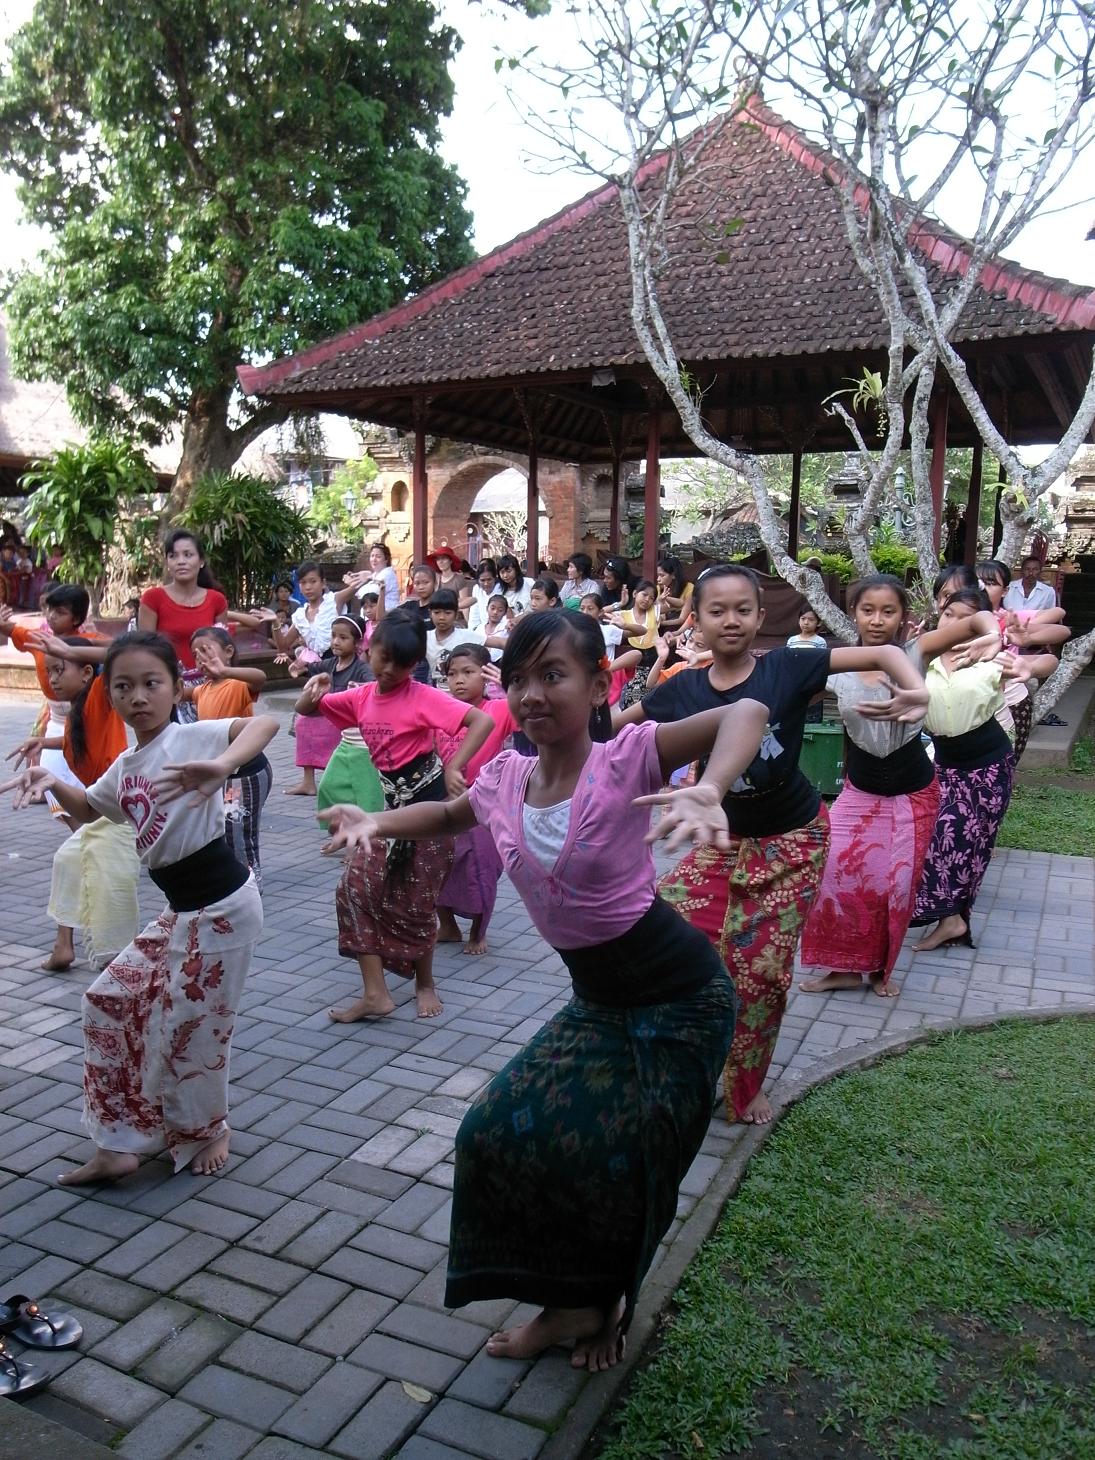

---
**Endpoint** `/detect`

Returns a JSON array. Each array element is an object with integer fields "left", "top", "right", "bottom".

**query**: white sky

[{"left": 0, "top": 0, "right": 1092, "bottom": 285}]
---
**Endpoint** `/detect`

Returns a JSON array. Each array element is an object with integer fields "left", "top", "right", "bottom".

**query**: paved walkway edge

[
  {"left": 0, "top": 1398, "right": 116, "bottom": 1458},
  {"left": 543, "top": 999, "right": 1095, "bottom": 1460}
]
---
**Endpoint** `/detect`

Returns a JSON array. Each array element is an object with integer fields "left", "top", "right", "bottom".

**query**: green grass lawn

[
  {"left": 596, "top": 1020, "right": 1095, "bottom": 1460},
  {"left": 999, "top": 786, "right": 1095, "bottom": 857}
]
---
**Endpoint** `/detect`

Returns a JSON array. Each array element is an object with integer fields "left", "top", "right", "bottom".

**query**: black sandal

[
  {"left": 1, "top": 1294, "right": 83, "bottom": 1350},
  {"left": 0, "top": 1339, "right": 49, "bottom": 1398}
]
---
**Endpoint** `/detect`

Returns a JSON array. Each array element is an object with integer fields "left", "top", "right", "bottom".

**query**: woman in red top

[{"left": 139, "top": 531, "right": 228, "bottom": 672}]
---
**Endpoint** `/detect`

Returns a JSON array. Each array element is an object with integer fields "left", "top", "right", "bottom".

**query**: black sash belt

[
  {"left": 149, "top": 837, "right": 249, "bottom": 913},
  {"left": 846, "top": 736, "right": 934, "bottom": 797},
  {"left": 932, "top": 718, "right": 1011, "bottom": 769},
  {"left": 556, "top": 897, "right": 729, "bottom": 1009}
]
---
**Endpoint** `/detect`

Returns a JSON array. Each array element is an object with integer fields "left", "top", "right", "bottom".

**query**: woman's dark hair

[
  {"left": 445, "top": 642, "right": 491, "bottom": 671},
  {"left": 411, "top": 562, "right": 437, "bottom": 584},
  {"left": 567, "top": 552, "right": 593, "bottom": 579},
  {"left": 369, "top": 542, "right": 392, "bottom": 565},
  {"left": 977, "top": 559, "right": 1011, "bottom": 588},
  {"left": 847, "top": 573, "right": 909, "bottom": 616},
  {"left": 54, "top": 637, "right": 97, "bottom": 768},
  {"left": 500, "top": 609, "right": 612, "bottom": 743},
  {"left": 601, "top": 555, "right": 634, "bottom": 592},
  {"left": 44, "top": 583, "right": 90, "bottom": 626},
  {"left": 477, "top": 557, "right": 499, "bottom": 581},
  {"left": 190, "top": 625, "right": 237, "bottom": 663},
  {"left": 486, "top": 593, "right": 509, "bottom": 610},
  {"left": 372, "top": 610, "right": 427, "bottom": 668},
  {"left": 932, "top": 564, "right": 978, "bottom": 601},
  {"left": 657, "top": 555, "right": 687, "bottom": 597},
  {"left": 940, "top": 586, "right": 991, "bottom": 614},
  {"left": 497, "top": 554, "right": 524, "bottom": 591},
  {"left": 164, "top": 529, "right": 221, "bottom": 591},
  {"left": 531, "top": 576, "right": 560, "bottom": 603},
  {"left": 693, "top": 562, "right": 763, "bottom": 608},
  {"left": 296, "top": 560, "right": 324, "bottom": 581},
  {"left": 580, "top": 590, "right": 607, "bottom": 609},
  {"left": 104, "top": 630, "right": 181, "bottom": 686},
  {"left": 429, "top": 589, "right": 459, "bottom": 612}
]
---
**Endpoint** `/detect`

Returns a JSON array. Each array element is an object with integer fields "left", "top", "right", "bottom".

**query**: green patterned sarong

[{"left": 316, "top": 735, "right": 384, "bottom": 818}]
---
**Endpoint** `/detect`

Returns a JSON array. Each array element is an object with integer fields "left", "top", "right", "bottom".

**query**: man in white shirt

[{"left": 1002, "top": 556, "right": 1057, "bottom": 614}]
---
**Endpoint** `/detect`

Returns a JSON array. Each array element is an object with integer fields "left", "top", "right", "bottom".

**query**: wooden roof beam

[{"left": 1028, "top": 354, "right": 1077, "bottom": 432}]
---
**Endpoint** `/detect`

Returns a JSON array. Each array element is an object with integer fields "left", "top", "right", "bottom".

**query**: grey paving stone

[
  {"left": 320, "top": 1247, "right": 423, "bottom": 1298},
  {"left": 378, "top": 1304, "right": 490, "bottom": 1360},
  {"left": 395, "top": 1440, "right": 480, "bottom": 1460},
  {"left": 503, "top": 1349, "right": 589, "bottom": 1424},
  {"left": 174, "top": 1271, "right": 277, "bottom": 1325},
  {"left": 273, "top": 1361, "right": 384, "bottom": 1446},
  {"left": 447, "top": 1350, "right": 530, "bottom": 1410},
  {"left": 0, "top": 1185, "right": 80, "bottom": 1237},
  {"left": 303, "top": 1288, "right": 396, "bottom": 1357},
  {"left": 254, "top": 1272, "right": 352, "bottom": 1343},
  {"left": 118, "top": 1398, "right": 211, "bottom": 1458},
  {"left": 281, "top": 1124, "right": 360, "bottom": 1157},
  {"left": 138, "top": 1312, "right": 242, "bottom": 1391},
  {"left": 276, "top": 1209, "right": 362, "bottom": 1267},
  {"left": 90, "top": 1296, "right": 197, "bottom": 1370},
  {"left": 327, "top": 1160, "right": 415, "bottom": 1199},
  {"left": 299, "top": 1179, "right": 388, "bottom": 1221},
  {"left": 178, "top": 1364, "right": 295, "bottom": 1426},
  {"left": 95, "top": 1219, "right": 189, "bottom": 1277},
  {"left": 60, "top": 1200, "right": 152, "bottom": 1240},
  {"left": 210, "top": 1248, "right": 310, "bottom": 1295},
  {"left": 329, "top": 1379, "right": 431, "bottom": 1460},
  {"left": 263, "top": 1150, "right": 342, "bottom": 1197},
  {"left": 348, "top": 1333, "right": 464, "bottom": 1392},
  {"left": 350, "top": 1223, "right": 448, "bottom": 1274},
  {"left": 198, "top": 1177, "right": 287, "bottom": 1220},
  {"left": 50, "top": 1355, "right": 165, "bottom": 1426},
  {"left": 221, "top": 1329, "right": 331, "bottom": 1393},
  {"left": 18, "top": 1216, "right": 117, "bottom": 1264},
  {"left": 230, "top": 1143, "right": 300, "bottom": 1187},
  {"left": 250, "top": 1442, "right": 331, "bottom": 1459},
  {"left": 139, "top": 1231, "right": 230, "bottom": 1292},
  {"left": 373, "top": 1181, "right": 451, "bottom": 1235},
  {"left": 55, "top": 1268, "right": 157, "bottom": 1321},
  {"left": 4, "top": 1252, "right": 81, "bottom": 1297},
  {"left": 18, "top": 1390, "right": 122, "bottom": 1449},
  {"left": 176, "top": 1418, "right": 262, "bottom": 1458},
  {"left": 421, "top": 1398, "right": 546, "bottom": 1459},
  {"left": 171, "top": 1196, "right": 261, "bottom": 1241}
]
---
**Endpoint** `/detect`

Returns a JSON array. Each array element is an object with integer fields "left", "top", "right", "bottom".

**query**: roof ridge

[{"left": 743, "top": 98, "right": 1095, "bottom": 329}]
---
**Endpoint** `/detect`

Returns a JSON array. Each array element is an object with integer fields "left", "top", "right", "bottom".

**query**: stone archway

[{"left": 428, "top": 451, "right": 584, "bottom": 567}]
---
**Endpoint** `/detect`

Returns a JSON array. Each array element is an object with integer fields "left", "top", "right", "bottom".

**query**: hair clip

[{"left": 598, "top": 654, "right": 611, "bottom": 671}]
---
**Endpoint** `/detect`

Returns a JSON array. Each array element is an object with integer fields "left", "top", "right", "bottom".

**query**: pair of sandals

[{"left": 0, "top": 1293, "right": 83, "bottom": 1399}]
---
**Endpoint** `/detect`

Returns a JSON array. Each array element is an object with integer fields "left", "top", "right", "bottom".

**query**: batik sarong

[
  {"left": 47, "top": 817, "right": 140, "bottom": 968},
  {"left": 912, "top": 753, "right": 1014, "bottom": 931},
  {"left": 295, "top": 713, "right": 341, "bottom": 771},
  {"left": 81, "top": 878, "right": 262, "bottom": 1171},
  {"left": 437, "top": 823, "right": 503, "bottom": 931},
  {"left": 658, "top": 812, "right": 829, "bottom": 1121},
  {"left": 446, "top": 899, "right": 735, "bottom": 1330},
  {"left": 335, "top": 753, "right": 453, "bottom": 977},
  {"left": 800, "top": 780, "right": 939, "bottom": 984}
]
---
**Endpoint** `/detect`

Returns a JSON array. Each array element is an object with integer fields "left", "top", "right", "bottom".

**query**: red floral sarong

[
  {"left": 658, "top": 812, "right": 829, "bottom": 1120},
  {"left": 800, "top": 779, "right": 939, "bottom": 984}
]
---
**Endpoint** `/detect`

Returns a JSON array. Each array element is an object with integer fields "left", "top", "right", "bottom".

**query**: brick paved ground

[{"left": 0, "top": 689, "right": 1091, "bottom": 1458}]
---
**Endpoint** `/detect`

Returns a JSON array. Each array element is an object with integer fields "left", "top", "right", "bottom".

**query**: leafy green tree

[
  {"left": 0, "top": 0, "right": 474, "bottom": 510},
  {"left": 306, "top": 457, "right": 379, "bottom": 547},
  {"left": 22, "top": 438, "right": 157, "bottom": 610},
  {"left": 174, "top": 471, "right": 315, "bottom": 607}
]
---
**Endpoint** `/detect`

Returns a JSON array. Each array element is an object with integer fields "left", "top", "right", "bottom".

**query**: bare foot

[
  {"left": 436, "top": 911, "right": 463, "bottom": 945},
  {"left": 571, "top": 1297, "right": 626, "bottom": 1372},
  {"left": 740, "top": 1091, "right": 773, "bottom": 1125},
  {"left": 328, "top": 992, "right": 396, "bottom": 1022},
  {"left": 58, "top": 1150, "right": 139, "bottom": 1186},
  {"left": 283, "top": 782, "right": 317, "bottom": 797},
  {"left": 870, "top": 971, "right": 901, "bottom": 998},
  {"left": 799, "top": 971, "right": 863, "bottom": 993},
  {"left": 487, "top": 1306, "right": 603, "bottom": 1360},
  {"left": 462, "top": 938, "right": 488, "bottom": 956},
  {"left": 190, "top": 1130, "right": 230, "bottom": 1175},
  {"left": 912, "top": 916, "right": 969, "bottom": 952},
  {"left": 41, "top": 951, "right": 75, "bottom": 971},
  {"left": 416, "top": 988, "right": 443, "bottom": 1018}
]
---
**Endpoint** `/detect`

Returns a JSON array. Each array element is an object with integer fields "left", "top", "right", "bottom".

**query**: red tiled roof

[{"left": 239, "top": 100, "right": 1095, "bottom": 403}]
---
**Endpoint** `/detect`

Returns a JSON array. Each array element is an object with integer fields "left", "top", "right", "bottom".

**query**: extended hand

[
  {"left": 633, "top": 781, "right": 731, "bottom": 852},
  {"left": 951, "top": 631, "right": 1002, "bottom": 668},
  {"left": 855, "top": 679, "right": 929, "bottom": 724},
  {"left": 5, "top": 736, "right": 44, "bottom": 770},
  {"left": 155, "top": 760, "right": 229, "bottom": 807},
  {"left": 996, "top": 651, "right": 1033, "bottom": 684},
  {"left": 305, "top": 672, "right": 331, "bottom": 702},
  {"left": 0, "top": 765, "right": 54, "bottom": 809},
  {"left": 444, "top": 765, "right": 467, "bottom": 799},
  {"left": 317, "top": 804, "right": 380, "bottom": 856}
]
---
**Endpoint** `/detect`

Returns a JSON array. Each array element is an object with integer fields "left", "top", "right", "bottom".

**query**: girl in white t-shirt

[{"left": 3, "top": 630, "right": 278, "bottom": 1185}]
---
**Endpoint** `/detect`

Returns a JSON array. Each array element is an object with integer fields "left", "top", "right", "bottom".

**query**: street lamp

[{"left": 342, "top": 487, "right": 356, "bottom": 514}]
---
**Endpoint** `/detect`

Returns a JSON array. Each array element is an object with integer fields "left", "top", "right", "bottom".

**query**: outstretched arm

[{"left": 318, "top": 793, "right": 478, "bottom": 855}]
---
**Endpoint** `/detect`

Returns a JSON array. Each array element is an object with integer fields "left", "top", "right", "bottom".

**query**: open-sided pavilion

[{"left": 239, "top": 100, "right": 1095, "bottom": 579}]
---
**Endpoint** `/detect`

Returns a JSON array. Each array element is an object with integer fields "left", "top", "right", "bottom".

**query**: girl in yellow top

[
  {"left": 911, "top": 589, "right": 1030, "bottom": 951},
  {"left": 186, "top": 627, "right": 271, "bottom": 890},
  {"left": 610, "top": 579, "right": 660, "bottom": 708}
]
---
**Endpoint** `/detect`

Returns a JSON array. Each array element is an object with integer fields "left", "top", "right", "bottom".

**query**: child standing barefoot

[
  {"left": 291, "top": 616, "right": 374, "bottom": 799},
  {"left": 319, "top": 609, "right": 767, "bottom": 1372},
  {"left": 434, "top": 646, "right": 516, "bottom": 955},
  {"left": 298, "top": 611, "right": 491, "bottom": 1019},
  {"left": 3, "top": 631, "right": 277, "bottom": 1182}
]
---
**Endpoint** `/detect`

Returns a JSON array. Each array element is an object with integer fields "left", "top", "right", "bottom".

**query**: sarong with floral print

[
  {"left": 81, "top": 879, "right": 262, "bottom": 1171},
  {"left": 912, "top": 753, "right": 1014, "bottom": 929},
  {"left": 658, "top": 812, "right": 829, "bottom": 1120}
]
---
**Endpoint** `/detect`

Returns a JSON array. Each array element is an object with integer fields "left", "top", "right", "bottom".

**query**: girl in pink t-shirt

[
  {"left": 434, "top": 644, "right": 515, "bottom": 955},
  {"left": 297, "top": 612, "right": 491, "bottom": 1020},
  {"left": 319, "top": 608, "right": 767, "bottom": 1376}
]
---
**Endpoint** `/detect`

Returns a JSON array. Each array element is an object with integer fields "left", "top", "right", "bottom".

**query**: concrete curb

[
  {"left": 543, "top": 999, "right": 1095, "bottom": 1460},
  {"left": 0, "top": 1399, "right": 116, "bottom": 1458}
]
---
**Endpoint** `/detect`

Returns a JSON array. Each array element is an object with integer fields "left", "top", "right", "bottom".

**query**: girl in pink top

[
  {"left": 297, "top": 611, "right": 491, "bottom": 1020},
  {"left": 320, "top": 609, "right": 767, "bottom": 1375}
]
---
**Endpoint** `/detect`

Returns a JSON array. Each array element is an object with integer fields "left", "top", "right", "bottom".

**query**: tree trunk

[
  {"left": 1032, "top": 626, "right": 1095, "bottom": 718},
  {"left": 167, "top": 404, "right": 238, "bottom": 520}
]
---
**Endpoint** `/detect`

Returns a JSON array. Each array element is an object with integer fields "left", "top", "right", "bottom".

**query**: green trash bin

[{"left": 799, "top": 722, "right": 845, "bottom": 798}]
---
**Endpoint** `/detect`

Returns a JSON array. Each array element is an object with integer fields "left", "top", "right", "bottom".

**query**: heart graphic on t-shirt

[{"left": 120, "top": 788, "right": 154, "bottom": 837}]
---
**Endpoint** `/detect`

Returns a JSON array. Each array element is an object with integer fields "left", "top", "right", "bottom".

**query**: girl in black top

[{"left": 616, "top": 564, "right": 928, "bottom": 1125}]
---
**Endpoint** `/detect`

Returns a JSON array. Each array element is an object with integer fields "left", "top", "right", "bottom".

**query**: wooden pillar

[
  {"left": 787, "top": 449, "right": 803, "bottom": 561},
  {"left": 963, "top": 439, "right": 983, "bottom": 567},
  {"left": 608, "top": 454, "right": 622, "bottom": 555},
  {"left": 526, "top": 429, "right": 539, "bottom": 575},
  {"left": 412, "top": 398, "right": 428, "bottom": 567},
  {"left": 643, "top": 396, "right": 662, "bottom": 581},
  {"left": 929, "top": 391, "right": 950, "bottom": 554}
]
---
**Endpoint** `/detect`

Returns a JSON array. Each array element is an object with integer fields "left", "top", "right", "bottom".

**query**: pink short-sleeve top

[
  {"left": 467, "top": 720, "right": 664, "bottom": 948},
  {"left": 318, "top": 678, "right": 468, "bottom": 771}
]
